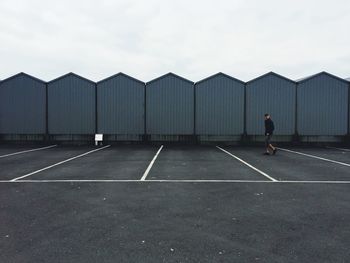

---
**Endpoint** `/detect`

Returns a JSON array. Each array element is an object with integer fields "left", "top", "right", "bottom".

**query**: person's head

[{"left": 264, "top": 113, "right": 270, "bottom": 120}]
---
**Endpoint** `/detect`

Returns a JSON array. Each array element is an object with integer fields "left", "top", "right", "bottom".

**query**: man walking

[{"left": 264, "top": 114, "right": 277, "bottom": 155}]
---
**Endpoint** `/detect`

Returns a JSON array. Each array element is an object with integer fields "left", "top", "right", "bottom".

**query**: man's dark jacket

[{"left": 265, "top": 119, "right": 275, "bottom": 135}]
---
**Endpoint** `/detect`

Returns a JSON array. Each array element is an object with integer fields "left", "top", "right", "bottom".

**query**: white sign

[{"left": 95, "top": 134, "right": 103, "bottom": 141}]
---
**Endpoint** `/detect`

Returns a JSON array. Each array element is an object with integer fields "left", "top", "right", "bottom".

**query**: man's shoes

[
  {"left": 263, "top": 152, "right": 270, "bottom": 155},
  {"left": 273, "top": 149, "right": 277, "bottom": 155}
]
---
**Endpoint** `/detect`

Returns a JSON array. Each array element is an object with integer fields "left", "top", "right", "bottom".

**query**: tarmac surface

[{"left": 0, "top": 144, "right": 349, "bottom": 262}]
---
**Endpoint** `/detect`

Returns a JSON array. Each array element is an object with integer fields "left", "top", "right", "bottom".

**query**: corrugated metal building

[
  {"left": 297, "top": 72, "right": 348, "bottom": 136},
  {"left": 348, "top": 78, "right": 350, "bottom": 136},
  {"left": 0, "top": 71, "right": 348, "bottom": 143},
  {"left": 97, "top": 73, "right": 145, "bottom": 140},
  {"left": 195, "top": 73, "right": 245, "bottom": 140},
  {"left": 146, "top": 73, "right": 194, "bottom": 139},
  {"left": 0, "top": 73, "right": 46, "bottom": 135},
  {"left": 48, "top": 73, "right": 96, "bottom": 135},
  {"left": 246, "top": 72, "right": 296, "bottom": 136}
]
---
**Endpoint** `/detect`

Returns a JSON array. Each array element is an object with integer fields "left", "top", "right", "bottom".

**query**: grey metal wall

[
  {"left": 348, "top": 80, "right": 350, "bottom": 135},
  {"left": 246, "top": 72, "right": 296, "bottom": 135},
  {"left": 146, "top": 73, "right": 194, "bottom": 135},
  {"left": 0, "top": 73, "right": 46, "bottom": 134},
  {"left": 195, "top": 73, "right": 245, "bottom": 135},
  {"left": 0, "top": 71, "right": 349, "bottom": 141},
  {"left": 97, "top": 73, "right": 145, "bottom": 134},
  {"left": 48, "top": 73, "right": 95, "bottom": 134},
  {"left": 297, "top": 72, "right": 348, "bottom": 136}
]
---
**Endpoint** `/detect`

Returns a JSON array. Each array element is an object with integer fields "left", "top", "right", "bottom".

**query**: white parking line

[
  {"left": 216, "top": 146, "right": 277, "bottom": 182},
  {"left": 326, "top": 146, "right": 350, "bottom": 152},
  {"left": 140, "top": 145, "right": 163, "bottom": 181},
  {"left": 10, "top": 145, "right": 111, "bottom": 182},
  {"left": 0, "top": 145, "right": 57, "bottom": 158},
  {"left": 278, "top": 147, "right": 350, "bottom": 167},
  {"left": 0, "top": 179, "right": 350, "bottom": 184}
]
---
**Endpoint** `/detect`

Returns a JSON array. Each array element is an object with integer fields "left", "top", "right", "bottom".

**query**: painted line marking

[
  {"left": 0, "top": 179, "right": 350, "bottom": 184},
  {"left": 216, "top": 146, "right": 277, "bottom": 182},
  {"left": 278, "top": 147, "right": 350, "bottom": 167},
  {"left": 140, "top": 145, "right": 164, "bottom": 181},
  {"left": 10, "top": 145, "right": 111, "bottom": 182},
  {"left": 0, "top": 145, "right": 57, "bottom": 158},
  {"left": 326, "top": 146, "right": 350, "bottom": 152}
]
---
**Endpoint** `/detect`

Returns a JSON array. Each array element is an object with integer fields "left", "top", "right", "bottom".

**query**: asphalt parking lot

[{"left": 0, "top": 144, "right": 349, "bottom": 262}]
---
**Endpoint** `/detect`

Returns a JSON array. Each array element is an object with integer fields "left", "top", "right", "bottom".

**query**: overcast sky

[{"left": 0, "top": 0, "right": 349, "bottom": 82}]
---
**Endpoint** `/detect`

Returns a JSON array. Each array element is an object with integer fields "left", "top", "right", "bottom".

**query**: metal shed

[
  {"left": 195, "top": 73, "right": 245, "bottom": 139},
  {"left": 246, "top": 72, "right": 296, "bottom": 136},
  {"left": 297, "top": 72, "right": 348, "bottom": 136},
  {"left": 0, "top": 73, "right": 46, "bottom": 135},
  {"left": 146, "top": 73, "right": 194, "bottom": 139},
  {"left": 348, "top": 78, "right": 350, "bottom": 136},
  {"left": 97, "top": 73, "right": 145, "bottom": 140},
  {"left": 48, "top": 73, "right": 96, "bottom": 135}
]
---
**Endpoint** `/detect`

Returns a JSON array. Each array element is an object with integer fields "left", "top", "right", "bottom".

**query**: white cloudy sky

[{"left": 0, "top": 0, "right": 349, "bottom": 82}]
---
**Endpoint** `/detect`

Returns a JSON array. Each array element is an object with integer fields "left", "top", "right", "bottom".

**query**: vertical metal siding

[
  {"left": 246, "top": 74, "right": 296, "bottom": 135},
  {"left": 298, "top": 74, "right": 348, "bottom": 135},
  {"left": 349, "top": 81, "right": 350, "bottom": 135},
  {"left": 97, "top": 74, "right": 145, "bottom": 134},
  {"left": 48, "top": 74, "right": 95, "bottom": 134},
  {"left": 195, "top": 74, "right": 244, "bottom": 135},
  {"left": 0, "top": 74, "right": 46, "bottom": 134},
  {"left": 146, "top": 74, "right": 194, "bottom": 134}
]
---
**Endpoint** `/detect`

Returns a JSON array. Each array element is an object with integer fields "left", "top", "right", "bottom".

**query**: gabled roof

[
  {"left": 146, "top": 72, "right": 194, "bottom": 85},
  {"left": 296, "top": 71, "right": 348, "bottom": 84},
  {"left": 247, "top": 71, "right": 295, "bottom": 85},
  {"left": 295, "top": 73, "right": 319, "bottom": 82},
  {"left": 195, "top": 72, "right": 245, "bottom": 86},
  {"left": 97, "top": 72, "right": 145, "bottom": 85},
  {"left": 0, "top": 72, "right": 46, "bottom": 85},
  {"left": 48, "top": 72, "right": 95, "bottom": 85}
]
